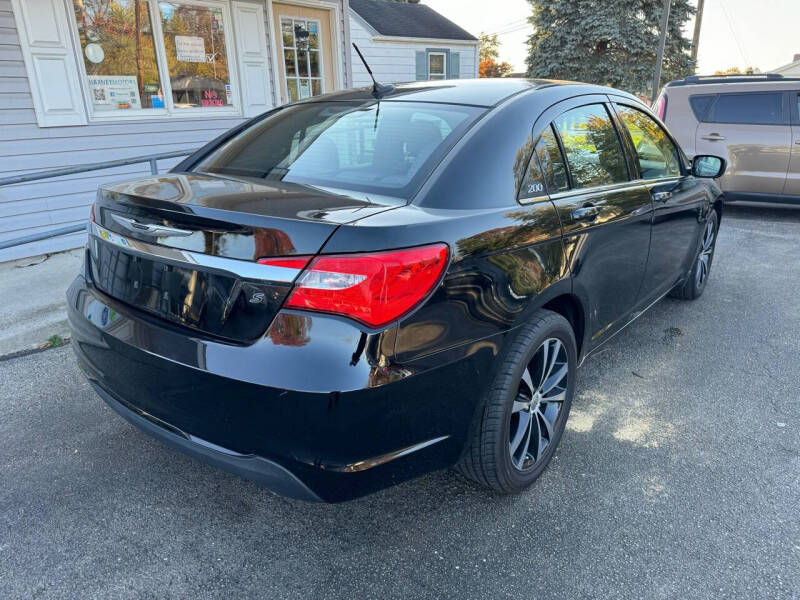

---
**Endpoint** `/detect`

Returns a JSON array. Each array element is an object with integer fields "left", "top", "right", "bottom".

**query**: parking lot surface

[{"left": 1, "top": 206, "right": 799, "bottom": 599}]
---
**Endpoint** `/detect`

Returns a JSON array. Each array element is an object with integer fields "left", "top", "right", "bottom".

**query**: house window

[
  {"left": 69, "top": 0, "right": 238, "bottom": 117},
  {"left": 428, "top": 52, "right": 446, "bottom": 80},
  {"left": 72, "top": 0, "right": 164, "bottom": 112},
  {"left": 279, "top": 17, "right": 324, "bottom": 101},
  {"left": 158, "top": 2, "right": 232, "bottom": 109}
]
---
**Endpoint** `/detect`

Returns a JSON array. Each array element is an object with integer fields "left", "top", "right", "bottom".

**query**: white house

[
  {"left": 773, "top": 53, "right": 800, "bottom": 77},
  {"left": 0, "top": 0, "right": 355, "bottom": 261},
  {"left": 0, "top": 0, "right": 479, "bottom": 262},
  {"left": 349, "top": 0, "right": 478, "bottom": 86}
]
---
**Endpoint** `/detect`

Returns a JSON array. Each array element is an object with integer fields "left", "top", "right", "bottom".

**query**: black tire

[
  {"left": 671, "top": 209, "right": 719, "bottom": 301},
  {"left": 457, "top": 310, "right": 576, "bottom": 494}
]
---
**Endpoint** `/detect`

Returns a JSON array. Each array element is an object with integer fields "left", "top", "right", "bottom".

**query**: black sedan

[{"left": 68, "top": 79, "right": 725, "bottom": 502}]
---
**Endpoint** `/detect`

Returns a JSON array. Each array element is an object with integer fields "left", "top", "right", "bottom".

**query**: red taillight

[
  {"left": 654, "top": 93, "right": 667, "bottom": 120},
  {"left": 257, "top": 256, "right": 312, "bottom": 270},
  {"left": 279, "top": 244, "right": 449, "bottom": 328}
]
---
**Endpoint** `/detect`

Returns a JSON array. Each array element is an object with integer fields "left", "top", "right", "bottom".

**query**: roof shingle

[{"left": 350, "top": 0, "right": 478, "bottom": 42}]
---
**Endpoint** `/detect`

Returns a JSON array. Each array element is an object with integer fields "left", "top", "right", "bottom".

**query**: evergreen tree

[{"left": 525, "top": 0, "right": 695, "bottom": 95}]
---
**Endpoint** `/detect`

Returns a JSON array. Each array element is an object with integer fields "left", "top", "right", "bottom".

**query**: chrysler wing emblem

[{"left": 111, "top": 213, "right": 193, "bottom": 237}]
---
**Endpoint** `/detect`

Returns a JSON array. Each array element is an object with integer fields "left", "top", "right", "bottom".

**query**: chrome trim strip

[
  {"left": 89, "top": 222, "right": 302, "bottom": 283},
  {"left": 111, "top": 213, "right": 194, "bottom": 237},
  {"left": 548, "top": 181, "right": 651, "bottom": 200},
  {"left": 322, "top": 435, "right": 451, "bottom": 473}
]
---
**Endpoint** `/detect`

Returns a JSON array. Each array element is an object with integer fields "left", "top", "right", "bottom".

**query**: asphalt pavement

[{"left": 1, "top": 205, "right": 798, "bottom": 599}]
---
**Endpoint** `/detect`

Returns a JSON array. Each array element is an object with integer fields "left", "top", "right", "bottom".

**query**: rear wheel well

[{"left": 542, "top": 295, "right": 585, "bottom": 358}]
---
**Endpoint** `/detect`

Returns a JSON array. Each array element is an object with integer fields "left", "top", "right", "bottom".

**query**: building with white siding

[
  {"left": 349, "top": 0, "right": 478, "bottom": 86},
  {"left": 1, "top": 0, "right": 354, "bottom": 261},
  {"left": 0, "top": 0, "right": 477, "bottom": 262}
]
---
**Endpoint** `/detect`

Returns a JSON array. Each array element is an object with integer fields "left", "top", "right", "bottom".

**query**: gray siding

[
  {"left": 0, "top": 0, "right": 247, "bottom": 261},
  {"left": 0, "top": 0, "right": 350, "bottom": 262}
]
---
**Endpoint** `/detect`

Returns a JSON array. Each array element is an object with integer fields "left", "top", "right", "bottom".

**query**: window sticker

[
  {"left": 175, "top": 35, "right": 207, "bottom": 63},
  {"left": 88, "top": 75, "right": 141, "bottom": 110}
]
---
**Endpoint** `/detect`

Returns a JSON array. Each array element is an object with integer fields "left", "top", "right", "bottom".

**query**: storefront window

[
  {"left": 280, "top": 17, "right": 323, "bottom": 102},
  {"left": 159, "top": 2, "right": 232, "bottom": 109},
  {"left": 72, "top": 0, "right": 165, "bottom": 112}
]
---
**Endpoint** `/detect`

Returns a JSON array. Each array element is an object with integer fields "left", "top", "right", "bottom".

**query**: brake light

[
  {"left": 278, "top": 244, "right": 449, "bottom": 328},
  {"left": 654, "top": 93, "right": 668, "bottom": 120}
]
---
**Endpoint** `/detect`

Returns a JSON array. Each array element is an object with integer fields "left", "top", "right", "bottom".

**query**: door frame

[{"left": 266, "top": 0, "right": 344, "bottom": 105}]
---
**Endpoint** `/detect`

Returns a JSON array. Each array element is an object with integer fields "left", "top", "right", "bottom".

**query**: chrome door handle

[
  {"left": 652, "top": 191, "right": 672, "bottom": 202},
  {"left": 572, "top": 205, "right": 598, "bottom": 222},
  {"left": 701, "top": 134, "right": 726, "bottom": 141}
]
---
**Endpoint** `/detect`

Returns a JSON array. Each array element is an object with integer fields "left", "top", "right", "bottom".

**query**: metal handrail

[{"left": 0, "top": 148, "right": 196, "bottom": 251}]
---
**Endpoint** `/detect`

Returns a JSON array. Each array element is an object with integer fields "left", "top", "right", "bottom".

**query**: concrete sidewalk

[{"left": 0, "top": 248, "right": 83, "bottom": 356}]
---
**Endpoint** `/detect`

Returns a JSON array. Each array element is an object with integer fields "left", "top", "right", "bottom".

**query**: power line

[{"left": 718, "top": 0, "right": 751, "bottom": 66}]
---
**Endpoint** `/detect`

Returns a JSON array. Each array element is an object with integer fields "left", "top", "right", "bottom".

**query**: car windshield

[{"left": 194, "top": 101, "right": 482, "bottom": 200}]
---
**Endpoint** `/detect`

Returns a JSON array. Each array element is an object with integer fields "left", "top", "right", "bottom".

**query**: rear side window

[
  {"left": 553, "top": 104, "right": 628, "bottom": 189},
  {"left": 710, "top": 92, "right": 784, "bottom": 125},
  {"left": 536, "top": 126, "right": 569, "bottom": 193},
  {"left": 689, "top": 95, "right": 716, "bottom": 121},
  {"left": 194, "top": 101, "right": 481, "bottom": 199},
  {"left": 518, "top": 125, "right": 569, "bottom": 200}
]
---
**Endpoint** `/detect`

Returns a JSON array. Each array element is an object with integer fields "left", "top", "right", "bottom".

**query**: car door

[
  {"left": 695, "top": 91, "right": 791, "bottom": 197},
  {"left": 784, "top": 91, "right": 800, "bottom": 197},
  {"left": 611, "top": 100, "right": 708, "bottom": 302},
  {"left": 537, "top": 98, "right": 653, "bottom": 348}
]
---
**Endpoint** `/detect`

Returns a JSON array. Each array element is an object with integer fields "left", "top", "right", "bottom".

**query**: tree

[
  {"left": 479, "top": 32, "right": 514, "bottom": 78},
  {"left": 713, "top": 66, "right": 758, "bottom": 75},
  {"left": 525, "top": 0, "right": 696, "bottom": 96}
]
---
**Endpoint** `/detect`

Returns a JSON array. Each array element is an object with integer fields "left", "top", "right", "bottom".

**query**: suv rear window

[
  {"left": 710, "top": 92, "right": 784, "bottom": 125},
  {"left": 689, "top": 95, "right": 716, "bottom": 121},
  {"left": 194, "top": 101, "right": 481, "bottom": 200}
]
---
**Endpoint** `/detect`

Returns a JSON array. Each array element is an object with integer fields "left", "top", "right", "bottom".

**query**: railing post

[{"left": 149, "top": 157, "right": 158, "bottom": 175}]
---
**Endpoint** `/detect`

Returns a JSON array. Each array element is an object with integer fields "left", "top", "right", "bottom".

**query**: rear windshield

[{"left": 194, "top": 101, "right": 482, "bottom": 200}]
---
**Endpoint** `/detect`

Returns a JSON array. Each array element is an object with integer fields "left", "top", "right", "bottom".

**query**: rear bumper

[{"left": 68, "top": 271, "right": 508, "bottom": 502}]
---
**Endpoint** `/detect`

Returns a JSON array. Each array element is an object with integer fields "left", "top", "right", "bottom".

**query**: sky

[{"left": 424, "top": 0, "right": 800, "bottom": 75}]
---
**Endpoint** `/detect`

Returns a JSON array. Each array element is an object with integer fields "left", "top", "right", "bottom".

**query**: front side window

[
  {"left": 72, "top": 0, "right": 164, "bottom": 112},
  {"left": 711, "top": 92, "right": 783, "bottom": 125},
  {"left": 553, "top": 104, "right": 628, "bottom": 189},
  {"left": 428, "top": 53, "right": 446, "bottom": 80},
  {"left": 159, "top": 2, "right": 232, "bottom": 109},
  {"left": 616, "top": 105, "right": 681, "bottom": 180},
  {"left": 195, "top": 101, "right": 481, "bottom": 199}
]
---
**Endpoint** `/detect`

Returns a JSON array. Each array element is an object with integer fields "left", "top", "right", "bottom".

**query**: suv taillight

[
  {"left": 654, "top": 93, "right": 668, "bottom": 120},
  {"left": 260, "top": 244, "right": 449, "bottom": 328}
]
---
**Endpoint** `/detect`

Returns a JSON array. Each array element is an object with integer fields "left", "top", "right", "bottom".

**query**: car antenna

[{"left": 352, "top": 43, "right": 394, "bottom": 99}]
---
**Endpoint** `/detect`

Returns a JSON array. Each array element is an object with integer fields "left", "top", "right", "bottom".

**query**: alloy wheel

[
  {"left": 509, "top": 338, "right": 569, "bottom": 471},
  {"left": 696, "top": 218, "right": 715, "bottom": 288}
]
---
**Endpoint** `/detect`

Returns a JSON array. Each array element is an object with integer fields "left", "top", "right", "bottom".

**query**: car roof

[
  {"left": 665, "top": 73, "right": 800, "bottom": 88},
  {"left": 303, "top": 78, "right": 631, "bottom": 108}
]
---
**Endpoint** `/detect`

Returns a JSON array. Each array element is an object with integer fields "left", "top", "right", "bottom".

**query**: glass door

[{"left": 279, "top": 17, "right": 323, "bottom": 101}]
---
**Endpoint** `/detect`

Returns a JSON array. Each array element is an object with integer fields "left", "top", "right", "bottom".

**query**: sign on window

[
  {"left": 175, "top": 36, "right": 207, "bottom": 63},
  {"left": 87, "top": 75, "right": 142, "bottom": 110}
]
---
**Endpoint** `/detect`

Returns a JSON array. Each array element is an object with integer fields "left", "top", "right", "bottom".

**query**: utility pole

[
  {"left": 691, "top": 0, "right": 705, "bottom": 64},
  {"left": 651, "top": 0, "right": 671, "bottom": 103}
]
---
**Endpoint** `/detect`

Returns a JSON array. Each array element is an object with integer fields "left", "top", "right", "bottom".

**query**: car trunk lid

[{"left": 88, "top": 173, "right": 398, "bottom": 342}]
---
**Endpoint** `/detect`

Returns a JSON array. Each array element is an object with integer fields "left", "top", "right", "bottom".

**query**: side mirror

[{"left": 692, "top": 155, "right": 726, "bottom": 179}]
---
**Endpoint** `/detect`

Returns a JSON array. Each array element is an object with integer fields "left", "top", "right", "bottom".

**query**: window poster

[
  {"left": 87, "top": 75, "right": 142, "bottom": 110},
  {"left": 175, "top": 36, "right": 207, "bottom": 63},
  {"left": 298, "top": 80, "right": 311, "bottom": 100}
]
